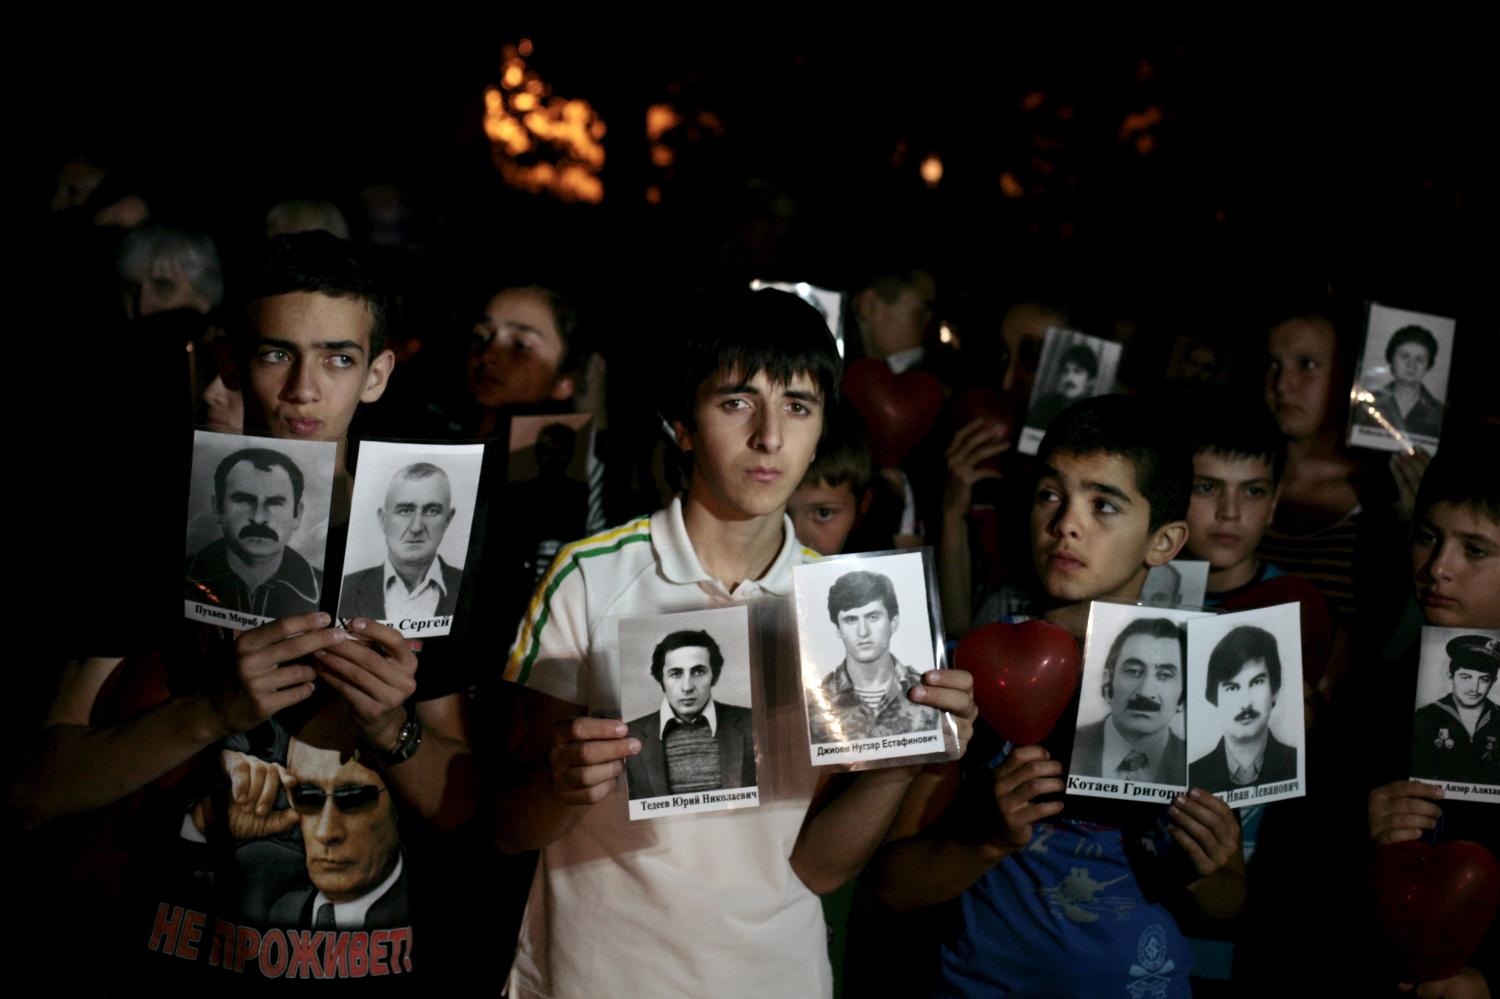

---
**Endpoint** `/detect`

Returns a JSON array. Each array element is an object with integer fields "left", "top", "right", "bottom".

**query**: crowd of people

[{"left": 11, "top": 155, "right": 1499, "bottom": 997}]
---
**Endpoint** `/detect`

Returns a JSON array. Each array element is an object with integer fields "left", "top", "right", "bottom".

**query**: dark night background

[
  {"left": 30, "top": 25, "right": 1494, "bottom": 311},
  {"left": 10, "top": 22, "right": 1498, "bottom": 995},
  {"left": 24, "top": 20, "right": 1497, "bottom": 645}
]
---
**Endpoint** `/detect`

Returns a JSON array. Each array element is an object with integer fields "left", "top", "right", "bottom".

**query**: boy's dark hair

[
  {"left": 1036, "top": 395, "right": 1192, "bottom": 530},
  {"left": 1192, "top": 400, "right": 1288, "bottom": 486},
  {"left": 860, "top": 265, "right": 932, "bottom": 303},
  {"left": 650, "top": 630, "right": 724, "bottom": 686},
  {"left": 1413, "top": 426, "right": 1500, "bottom": 525},
  {"left": 1204, "top": 625, "right": 1283, "bottom": 704},
  {"left": 798, "top": 402, "right": 873, "bottom": 493},
  {"left": 668, "top": 289, "right": 841, "bottom": 430},
  {"left": 230, "top": 231, "right": 391, "bottom": 357}
]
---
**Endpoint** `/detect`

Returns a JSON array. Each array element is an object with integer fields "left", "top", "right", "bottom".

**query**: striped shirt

[
  {"left": 504, "top": 497, "right": 832, "bottom": 999},
  {"left": 1257, "top": 508, "right": 1361, "bottom": 622}
]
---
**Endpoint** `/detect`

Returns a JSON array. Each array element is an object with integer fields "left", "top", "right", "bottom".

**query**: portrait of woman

[{"left": 1355, "top": 324, "right": 1445, "bottom": 441}]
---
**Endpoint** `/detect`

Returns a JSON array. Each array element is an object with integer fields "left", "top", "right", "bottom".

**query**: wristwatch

[{"left": 377, "top": 711, "right": 423, "bottom": 767}]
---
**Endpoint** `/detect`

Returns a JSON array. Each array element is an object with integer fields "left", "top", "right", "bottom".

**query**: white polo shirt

[{"left": 503, "top": 498, "right": 829, "bottom": 999}]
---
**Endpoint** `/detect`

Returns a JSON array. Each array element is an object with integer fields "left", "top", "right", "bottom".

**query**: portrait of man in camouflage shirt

[{"left": 809, "top": 569, "right": 939, "bottom": 743}]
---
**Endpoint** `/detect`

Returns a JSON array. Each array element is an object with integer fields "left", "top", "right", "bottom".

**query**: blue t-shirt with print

[{"left": 936, "top": 813, "right": 1192, "bottom": 999}]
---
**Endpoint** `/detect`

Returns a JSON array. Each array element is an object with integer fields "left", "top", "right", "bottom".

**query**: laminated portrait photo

[
  {"left": 794, "top": 549, "right": 958, "bottom": 767},
  {"left": 1347, "top": 302, "right": 1457, "bottom": 455},
  {"left": 1067, "top": 602, "right": 1213, "bottom": 804},
  {"left": 184, "top": 430, "right": 337, "bottom": 629},
  {"left": 1141, "top": 560, "right": 1210, "bottom": 610},
  {"left": 1186, "top": 603, "right": 1306, "bottom": 808},
  {"left": 1017, "top": 327, "right": 1123, "bottom": 455},
  {"left": 335, "top": 440, "right": 486, "bottom": 639},
  {"left": 1409, "top": 626, "right": 1500, "bottom": 802},
  {"left": 508, "top": 413, "right": 597, "bottom": 585},
  {"left": 617, "top": 605, "right": 761, "bottom": 821}
]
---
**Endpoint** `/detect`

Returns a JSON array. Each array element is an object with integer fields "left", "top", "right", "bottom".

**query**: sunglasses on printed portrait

[{"left": 289, "top": 783, "right": 388, "bottom": 813}]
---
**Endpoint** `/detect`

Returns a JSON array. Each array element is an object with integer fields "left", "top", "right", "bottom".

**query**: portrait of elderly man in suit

[
  {"left": 625, "top": 630, "right": 756, "bottom": 801},
  {"left": 340, "top": 462, "right": 465, "bottom": 622}
]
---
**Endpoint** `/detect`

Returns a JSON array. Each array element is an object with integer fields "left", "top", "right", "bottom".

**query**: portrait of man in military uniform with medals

[{"left": 1410, "top": 630, "right": 1500, "bottom": 788}]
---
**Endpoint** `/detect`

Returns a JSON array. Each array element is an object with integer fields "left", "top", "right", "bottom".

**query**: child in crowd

[
  {"left": 786, "top": 404, "right": 874, "bottom": 556},
  {"left": 1184, "top": 401, "right": 1334, "bottom": 677},
  {"left": 493, "top": 289, "right": 975, "bottom": 999},
  {"left": 1184, "top": 404, "right": 1287, "bottom": 603},
  {"left": 872, "top": 395, "right": 1244, "bottom": 997},
  {"left": 1179, "top": 400, "right": 1337, "bottom": 992},
  {"left": 1361, "top": 434, "right": 1499, "bottom": 998}
]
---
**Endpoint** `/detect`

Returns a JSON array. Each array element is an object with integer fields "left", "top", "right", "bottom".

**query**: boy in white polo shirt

[{"left": 496, "top": 289, "right": 974, "bottom": 998}]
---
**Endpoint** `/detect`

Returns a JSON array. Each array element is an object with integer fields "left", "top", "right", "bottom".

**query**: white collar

[
  {"left": 657, "top": 697, "right": 719, "bottom": 738},
  {"left": 383, "top": 556, "right": 448, "bottom": 598},
  {"left": 885, "top": 346, "right": 926, "bottom": 374},
  {"left": 313, "top": 853, "right": 403, "bottom": 930},
  {"left": 650, "top": 496, "right": 799, "bottom": 598}
]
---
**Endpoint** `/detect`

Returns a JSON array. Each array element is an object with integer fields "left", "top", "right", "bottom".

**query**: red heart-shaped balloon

[
  {"left": 955, "top": 620, "right": 1081, "bottom": 746},
  {"left": 842, "top": 358, "right": 944, "bottom": 468},
  {"left": 1371, "top": 840, "right": 1500, "bottom": 983}
]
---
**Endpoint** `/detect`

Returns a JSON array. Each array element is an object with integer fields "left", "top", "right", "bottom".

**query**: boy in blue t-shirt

[{"left": 871, "top": 395, "right": 1245, "bottom": 997}]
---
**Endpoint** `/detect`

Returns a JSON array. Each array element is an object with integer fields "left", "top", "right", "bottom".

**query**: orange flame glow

[
  {"left": 483, "top": 43, "right": 606, "bottom": 203},
  {"left": 921, "top": 154, "right": 943, "bottom": 187}
]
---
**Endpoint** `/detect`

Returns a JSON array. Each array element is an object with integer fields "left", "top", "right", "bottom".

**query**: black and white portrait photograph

[
  {"left": 794, "top": 550, "right": 950, "bottom": 766},
  {"left": 1141, "top": 560, "right": 1210, "bottom": 609},
  {"left": 1347, "top": 302, "right": 1457, "bottom": 455},
  {"left": 1068, "top": 602, "right": 1211, "bottom": 802},
  {"left": 1017, "top": 327, "right": 1123, "bottom": 455},
  {"left": 336, "top": 440, "right": 485, "bottom": 638},
  {"left": 184, "top": 430, "right": 337, "bottom": 629},
  {"left": 618, "top": 605, "right": 760, "bottom": 821},
  {"left": 1186, "top": 602, "right": 1306, "bottom": 808},
  {"left": 508, "top": 413, "right": 596, "bottom": 583},
  {"left": 1409, "top": 626, "right": 1500, "bottom": 800}
]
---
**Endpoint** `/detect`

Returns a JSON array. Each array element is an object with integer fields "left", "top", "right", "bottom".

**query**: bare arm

[
  {"left": 791, "top": 671, "right": 977, "bottom": 895},
  {"left": 386, "top": 694, "right": 472, "bottom": 829},
  {"left": 311, "top": 618, "right": 474, "bottom": 829},
  {"left": 871, "top": 745, "right": 1065, "bottom": 910},
  {"left": 491, "top": 684, "right": 641, "bottom": 855},
  {"left": 11, "top": 611, "right": 338, "bottom": 827}
]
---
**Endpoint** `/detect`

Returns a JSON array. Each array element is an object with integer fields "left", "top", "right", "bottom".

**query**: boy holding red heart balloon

[
  {"left": 1361, "top": 434, "right": 1500, "bottom": 998},
  {"left": 871, "top": 395, "right": 1246, "bottom": 997}
]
